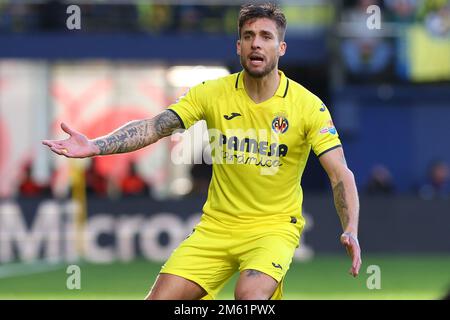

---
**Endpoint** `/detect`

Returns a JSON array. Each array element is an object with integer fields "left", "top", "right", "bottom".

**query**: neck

[{"left": 243, "top": 68, "right": 280, "bottom": 104}]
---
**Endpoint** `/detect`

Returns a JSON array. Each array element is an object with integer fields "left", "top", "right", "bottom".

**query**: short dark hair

[{"left": 238, "top": 3, "right": 287, "bottom": 41}]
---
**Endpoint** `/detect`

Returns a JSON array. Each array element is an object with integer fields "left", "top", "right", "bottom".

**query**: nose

[{"left": 251, "top": 36, "right": 262, "bottom": 50}]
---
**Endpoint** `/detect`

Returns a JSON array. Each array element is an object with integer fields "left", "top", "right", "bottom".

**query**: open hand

[
  {"left": 42, "top": 123, "right": 99, "bottom": 158},
  {"left": 340, "top": 232, "right": 362, "bottom": 277}
]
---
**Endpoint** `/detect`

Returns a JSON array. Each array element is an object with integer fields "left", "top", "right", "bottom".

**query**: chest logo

[
  {"left": 224, "top": 112, "right": 242, "bottom": 120},
  {"left": 272, "top": 116, "right": 289, "bottom": 134}
]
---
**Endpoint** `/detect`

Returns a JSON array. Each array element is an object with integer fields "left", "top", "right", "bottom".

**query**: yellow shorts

[{"left": 160, "top": 215, "right": 303, "bottom": 300}]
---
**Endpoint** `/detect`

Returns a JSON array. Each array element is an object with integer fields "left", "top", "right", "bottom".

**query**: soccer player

[{"left": 42, "top": 3, "right": 361, "bottom": 300}]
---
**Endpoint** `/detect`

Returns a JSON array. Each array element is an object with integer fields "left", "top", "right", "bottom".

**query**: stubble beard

[{"left": 240, "top": 55, "right": 278, "bottom": 79}]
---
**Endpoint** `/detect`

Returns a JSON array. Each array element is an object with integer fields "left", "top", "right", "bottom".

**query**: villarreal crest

[{"left": 271, "top": 116, "right": 289, "bottom": 134}]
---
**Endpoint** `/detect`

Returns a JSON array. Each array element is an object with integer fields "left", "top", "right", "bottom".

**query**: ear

[
  {"left": 236, "top": 39, "right": 241, "bottom": 56},
  {"left": 279, "top": 41, "right": 287, "bottom": 57}
]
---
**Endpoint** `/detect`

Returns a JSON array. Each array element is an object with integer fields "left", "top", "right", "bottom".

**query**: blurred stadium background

[{"left": 0, "top": 0, "right": 449, "bottom": 300}]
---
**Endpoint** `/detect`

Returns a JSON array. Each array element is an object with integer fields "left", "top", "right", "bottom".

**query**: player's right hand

[{"left": 42, "top": 123, "right": 100, "bottom": 158}]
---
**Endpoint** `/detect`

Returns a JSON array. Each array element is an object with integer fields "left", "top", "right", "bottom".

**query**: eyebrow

[
  {"left": 242, "top": 30, "right": 275, "bottom": 37},
  {"left": 260, "top": 30, "right": 274, "bottom": 37}
]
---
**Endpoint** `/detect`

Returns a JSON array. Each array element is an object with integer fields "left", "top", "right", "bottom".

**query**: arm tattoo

[
  {"left": 93, "top": 110, "right": 182, "bottom": 155},
  {"left": 155, "top": 110, "right": 181, "bottom": 138},
  {"left": 333, "top": 181, "right": 349, "bottom": 229}
]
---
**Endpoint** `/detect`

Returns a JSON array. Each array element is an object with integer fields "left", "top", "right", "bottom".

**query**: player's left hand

[{"left": 340, "top": 232, "right": 362, "bottom": 277}]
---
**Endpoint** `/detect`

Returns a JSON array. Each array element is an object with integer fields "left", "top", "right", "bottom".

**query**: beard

[{"left": 240, "top": 55, "right": 278, "bottom": 79}]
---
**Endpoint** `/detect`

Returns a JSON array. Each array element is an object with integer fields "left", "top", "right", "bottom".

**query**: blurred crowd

[
  {"left": 364, "top": 160, "right": 449, "bottom": 199},
  {"left": 0, "top": 1, "right": 447, "bottom": 34},
  {"left": 1, "top": 1, "right": 448, "bottom": 84},
  {"left": 12, "top": 157, "right": 450, "bottom": 200},
  {"left": 14, "top": 157, "right": 216, "bottom": 200},
  {"left": 16, "top": 159, "right": 152, "bottom": 200},
  {"left": 340, "top": 0, "right": 450, "bottom": 82},
  {"left": 0, "top": 1, "right": 241, "bottom": 34},
  {"left": 342, "top": 0, "right": 450, "bottom": 34}
]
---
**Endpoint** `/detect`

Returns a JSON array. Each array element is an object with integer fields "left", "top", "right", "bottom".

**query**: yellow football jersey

[{"left": 168, "top": 70, "right": 341, "bottom": 232}]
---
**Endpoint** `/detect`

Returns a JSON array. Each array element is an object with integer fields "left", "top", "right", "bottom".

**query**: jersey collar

[{"left": 235, "top": 70, "right": 289, "bottom": 98}]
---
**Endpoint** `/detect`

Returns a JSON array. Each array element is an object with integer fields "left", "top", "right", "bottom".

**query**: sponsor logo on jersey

[
  {"left": 272, "top": 262, "right": 283, "bottom": 269},
  {"left": 219, "top": 134, "right": 288, "bottom": 157},
  {"left": 223, "top": 112, "right": 242, "bottom": 120},
  {"left": 320, "top": 120, "right": 337, "bottom": 135}
]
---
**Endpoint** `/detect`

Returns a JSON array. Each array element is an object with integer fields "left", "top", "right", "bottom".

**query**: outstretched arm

[
  {"left": 42, "top": 110, "right": 182, "bottom": 158},
  {"left": 319, "top": 146, "right": 362, "bottom": 277}
]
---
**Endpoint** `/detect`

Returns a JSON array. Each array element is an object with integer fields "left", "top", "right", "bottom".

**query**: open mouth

[{"left": 249, "top": 54, "right": 264, "bottom": 66}]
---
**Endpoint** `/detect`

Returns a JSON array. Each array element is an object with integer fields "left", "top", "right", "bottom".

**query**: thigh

[
  {"left": 239, "top": 234, "right": 296, "bottom": 281},
  {"left": 159, "top": 224, "right": 237, "bottom": 299},
  {"left": 146, "top": 273, "right": 207, "bottom": 300},
  {"left": 233, "top": 226, "right": 299, "bottom": 300},
  {"left": 234, "top": 269, "right": 279, "bottom": 300}
]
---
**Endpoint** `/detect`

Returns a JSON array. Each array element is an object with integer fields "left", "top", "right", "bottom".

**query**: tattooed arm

[
  {"left": 42, "top": 110, "right": 182, "bottom": 158},
  {"left": 93, "top": 110, "right": 181, "bottom": 155},
  {"left": 319, "top": 146, "right": 362, "bottom": 277}
]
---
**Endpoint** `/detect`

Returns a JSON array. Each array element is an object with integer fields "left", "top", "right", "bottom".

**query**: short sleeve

[
  {"left": 306, "top": 98, "right": 342, "bottom": 157},
  {"left": 167, "top": 82, "right": 208, "bottom": 129}
]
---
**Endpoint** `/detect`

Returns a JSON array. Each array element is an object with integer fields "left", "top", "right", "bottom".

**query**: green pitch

[{"left": 0, "top": 254, "right": 448, "bottom": 300}]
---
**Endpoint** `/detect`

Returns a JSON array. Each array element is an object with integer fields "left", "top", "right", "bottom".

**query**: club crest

[{"left": 272, "top": 116, "right": 289, "bottom": 134}]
